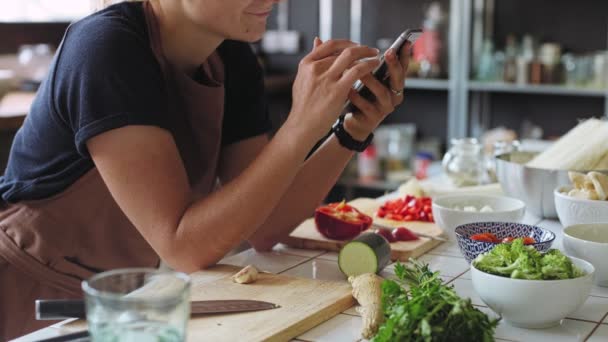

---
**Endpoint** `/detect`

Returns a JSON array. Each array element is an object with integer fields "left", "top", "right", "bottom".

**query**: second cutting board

[{"left": 287, "top": 198, "right": 446, "bottom": 261}]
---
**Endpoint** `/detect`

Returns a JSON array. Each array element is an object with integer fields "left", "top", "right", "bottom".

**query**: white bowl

[
  {"left": 471, "top": 256, "right": 594, "bottom": 329},
  {"left": 554, "top": 186, "right": 608, "bottom": 227},
  {"left": 564, "top": 223, "right": 608, "bottom": 287},
  {"left": 432, "top": 195, "right": 526, "bottom": 241}
]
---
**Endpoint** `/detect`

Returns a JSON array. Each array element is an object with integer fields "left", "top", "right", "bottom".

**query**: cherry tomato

[
  {"left": 470, "top": 233, "right": 495, "bottom": 243},
  {"left": 471, "top": 233, "right": 499, "bottom": 243},
  {"left": 522, "top": 237, "right": 536, "bottom": 245}
]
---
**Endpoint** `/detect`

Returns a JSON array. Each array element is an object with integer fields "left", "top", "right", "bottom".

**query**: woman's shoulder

[{"left": 60, "top": 2, "right": 154, "bottom": 69}]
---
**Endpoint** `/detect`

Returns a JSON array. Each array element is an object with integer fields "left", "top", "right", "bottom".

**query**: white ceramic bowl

[
  {"left": 432, "top": 195, "right": 526, "bottom": 241},
  {"left": 554, "top": 186, "right": 608, "bottom": 227},
  {"left": 471, "top": 256, "right": 594, "bottom": 329},
  {"left": 564, "top": 223, "right": 608, "bottom": 287}
]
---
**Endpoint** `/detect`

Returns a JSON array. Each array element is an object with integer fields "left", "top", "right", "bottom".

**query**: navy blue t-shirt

[{"left": 0, "top": 2, "right": 270, "bottom": 203}]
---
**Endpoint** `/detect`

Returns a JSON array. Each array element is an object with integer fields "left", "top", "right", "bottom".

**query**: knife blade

[
  {"left": 372, "top": 223, "right": 449, "bottom": 242},
  {"left": 36, "top": 299, "right": 279, "bottom": 320}
]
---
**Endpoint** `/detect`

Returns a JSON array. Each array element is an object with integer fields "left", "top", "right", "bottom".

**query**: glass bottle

[{"left": 442, "top": 138, "right": 486, "bottom": 187}]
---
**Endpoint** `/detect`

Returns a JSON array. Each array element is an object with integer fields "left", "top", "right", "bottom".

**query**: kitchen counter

[{"left": 12, "top": 212, "right": 608, "bottom": 342}]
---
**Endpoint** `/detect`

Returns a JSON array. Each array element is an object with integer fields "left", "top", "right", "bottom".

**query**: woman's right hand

[{"left": 287, "top": 38, "right": 381, "bottom": 142}]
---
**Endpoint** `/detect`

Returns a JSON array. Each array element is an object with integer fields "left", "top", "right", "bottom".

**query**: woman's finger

[
  {"left": 385, "top": 48, "right": 405, "bottom": 99},
  {"left": 314, "top": 37, "right": 323, "bottom": 49},
  {"left": 304, "top": 39, "right": 357, "bottom": 62},
  {"left": 309, "top": 55, "right": 339, "bottom": 74},
  {"left": 329, "top": 46, "right": 380, "bottom": 78},
  {"left": 359, "top": 74, "right": 394, "bottom": 113},
  {"left": 338, "top": 58, "right": 380, "bottom": 89},
  {"left": 398, "top": 41, "right": 412, "bottom": 70},
  {"left": 348, "top": 89, "right": 380, "bottom": 118}
]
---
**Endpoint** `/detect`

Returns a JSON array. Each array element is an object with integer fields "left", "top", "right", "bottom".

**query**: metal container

[{"left": 496, "top": 152, "right": 571, "bottom": 218}]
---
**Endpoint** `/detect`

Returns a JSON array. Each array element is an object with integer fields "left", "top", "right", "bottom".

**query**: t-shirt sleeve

[
  {"left": 219, "top": 41, "right": 271, "bottom": 146},
  {"left": 52, "top": 15, "right": 168, "bottom": 156}
]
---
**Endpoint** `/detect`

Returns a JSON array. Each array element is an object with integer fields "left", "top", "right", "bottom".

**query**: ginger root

[
  {"left": 232, "top": 265, "right": 259, "bottom": 284},
  {"left": 349, "top": 273, "right": 385, "bottom": 339}
]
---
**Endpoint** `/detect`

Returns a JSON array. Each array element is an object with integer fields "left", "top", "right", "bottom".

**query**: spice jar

[{"left": 442, "top": 138, "right": 486, "bottom": 187}]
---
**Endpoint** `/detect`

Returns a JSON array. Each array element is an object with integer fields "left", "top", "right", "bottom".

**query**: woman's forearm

[
  {"left": 247, "top": 134, "right": 355, "bottom": 251},
  {"left": 170, "top": 121, "right": 315, "bottom": 271}
]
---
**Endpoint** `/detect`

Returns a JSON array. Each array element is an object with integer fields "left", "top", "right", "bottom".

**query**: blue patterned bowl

[{"left": 455, "top": 222, "right": 556, "bottom": 263}]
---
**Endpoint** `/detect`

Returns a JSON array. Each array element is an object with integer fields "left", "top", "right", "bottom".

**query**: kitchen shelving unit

[{"left": 319, "top": 0, "right": 608, "bottom": 142}]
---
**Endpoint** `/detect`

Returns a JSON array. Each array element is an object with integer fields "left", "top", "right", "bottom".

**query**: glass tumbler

[{"left": 82, "top": 268, "right": 191, "bottom": 342}]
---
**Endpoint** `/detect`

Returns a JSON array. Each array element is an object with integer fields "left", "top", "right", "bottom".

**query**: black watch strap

[{"left": 332, "top": 115, "right": 374, "bottom": 152}]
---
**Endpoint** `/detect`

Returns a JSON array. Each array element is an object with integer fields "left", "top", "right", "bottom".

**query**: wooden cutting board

[
  {"left": 59, "top": 265, "right": 355, "bottom": 342},
  {"left": 287, "top": 198, "right": 446, "bottom": 261},
  {"left": 187, "top": 265, "right": 354, "bottom": 341}
]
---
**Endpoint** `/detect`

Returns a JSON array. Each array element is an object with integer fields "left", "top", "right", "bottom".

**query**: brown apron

[{"left": 0, "top": 2, "right": 225, "bottom": 339}]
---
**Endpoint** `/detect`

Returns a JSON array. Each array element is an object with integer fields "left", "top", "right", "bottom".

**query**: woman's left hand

[{"left": 343, "top": 42, "right": 411, "bottom": 141}]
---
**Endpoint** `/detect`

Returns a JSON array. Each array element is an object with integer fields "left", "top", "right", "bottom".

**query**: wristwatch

[{"left": 332, "top": 115, "right": 374, "bottom": 152}]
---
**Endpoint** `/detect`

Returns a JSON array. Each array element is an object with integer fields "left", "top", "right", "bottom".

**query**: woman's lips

[{"left": 247, "top": 10, "right": 272, "bottom": 18}]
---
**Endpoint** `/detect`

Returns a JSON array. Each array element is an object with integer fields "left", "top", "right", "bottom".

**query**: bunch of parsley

[{"left": 372, "top": 259, "right": 498, "bottom": 342}]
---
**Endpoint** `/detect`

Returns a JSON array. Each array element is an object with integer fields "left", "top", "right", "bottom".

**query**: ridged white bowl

[{"left": 554, "top": 186, "right": 608, "bottom": 227}]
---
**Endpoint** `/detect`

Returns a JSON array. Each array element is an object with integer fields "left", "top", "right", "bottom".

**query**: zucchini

[{"left": 338, "top": 232, "right": 391, "bottom": 277}]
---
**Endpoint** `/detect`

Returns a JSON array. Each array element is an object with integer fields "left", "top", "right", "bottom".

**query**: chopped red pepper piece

[
  {"left": 376, "top": 196, "right": 435, "bottom": 223},
  {"left": 314, "top": 201, "right": 372, "bottom": 240},
  {"left": 373, "top": 228, "right": 396, "bottom": 242},
  {"left": 392, "top": 227, "right": 420, "bottom": 241}
]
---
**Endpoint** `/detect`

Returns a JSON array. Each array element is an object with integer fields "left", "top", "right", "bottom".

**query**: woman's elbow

[{"left": 161, "top": 247, "right": 220, "bottom": 274}]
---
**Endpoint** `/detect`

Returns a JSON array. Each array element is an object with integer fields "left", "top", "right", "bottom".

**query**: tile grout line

[
  {"left": 584, "top": 322, "right": 603, "bottom": 341},
  {"left": 444, "top": 269, "right": 470, "bottom": 285},
  {"left": 565, "top": 317, "right": 604, "bottom": 324}
]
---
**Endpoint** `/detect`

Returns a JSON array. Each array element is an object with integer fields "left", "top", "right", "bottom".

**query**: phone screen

[{"left": 344, "top": 28, "right": 422, "bottom": 113}]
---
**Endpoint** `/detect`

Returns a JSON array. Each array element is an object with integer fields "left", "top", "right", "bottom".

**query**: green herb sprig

[{"left": 372, "top": 259, "right": 498, "bottom": 342}]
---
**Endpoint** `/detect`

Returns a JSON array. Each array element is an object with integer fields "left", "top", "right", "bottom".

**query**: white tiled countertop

[{"left": 13, "top": 219, "right": 608, "bottom": 342}]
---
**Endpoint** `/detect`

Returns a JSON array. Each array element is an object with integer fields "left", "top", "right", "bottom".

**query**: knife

[
  {"left": 36, "top": 299, "right": 280, "bottom": 320},
  {"left": 372, "top": 223, "right": 449, "bottom": 242}
]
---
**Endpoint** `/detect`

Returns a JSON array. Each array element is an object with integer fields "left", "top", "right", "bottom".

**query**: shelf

[
  {"left": 468, "top": 81, "right": 607, "bottom": 97},
  {"left": 406, "top": 78, "right": 450, "bottom": 91}
]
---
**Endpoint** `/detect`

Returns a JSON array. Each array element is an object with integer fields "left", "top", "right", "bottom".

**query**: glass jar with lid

[{"left": 442, "top": 138, "right": 486, "bottom": 187}]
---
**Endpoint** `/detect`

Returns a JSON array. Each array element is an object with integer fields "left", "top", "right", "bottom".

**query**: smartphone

[{"left": 344, "top": 28, "right": 422, "bottom": 112}]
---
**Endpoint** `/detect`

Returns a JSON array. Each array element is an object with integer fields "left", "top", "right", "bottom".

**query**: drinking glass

[{"left": 82, "top": 268, "right": 191, "bottom": 342}]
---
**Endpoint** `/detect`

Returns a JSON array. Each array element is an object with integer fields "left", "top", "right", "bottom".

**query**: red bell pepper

[{"left": 315, "top": 201, "right": 373, "bottom": 240}]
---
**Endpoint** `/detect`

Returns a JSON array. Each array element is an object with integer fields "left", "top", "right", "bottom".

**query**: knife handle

[{"left": 36, "top": 299, "right": 86, "bottom": 320}]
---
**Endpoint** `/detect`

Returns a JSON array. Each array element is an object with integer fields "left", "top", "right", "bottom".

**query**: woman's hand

[
  {"left": 343, "top": 43, "right": 412, "bottom": 141},
  {"left": 287, "top": 38, "right": 381, "bottom": 142}
]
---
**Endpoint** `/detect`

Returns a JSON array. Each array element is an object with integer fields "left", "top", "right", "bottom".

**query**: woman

[{"left": 0, "top": 0, "right": 411, "bottom": 338}]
